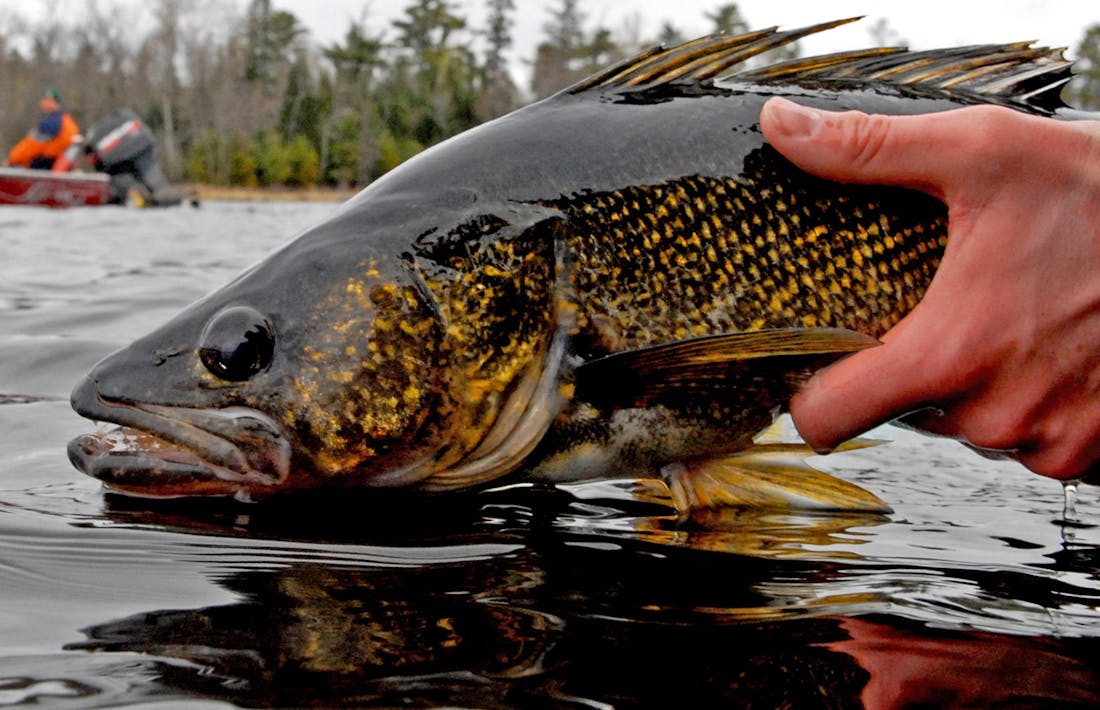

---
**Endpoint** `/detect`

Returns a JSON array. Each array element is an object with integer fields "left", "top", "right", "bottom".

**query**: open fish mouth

[{"left": 67, "top": 380, "right": 291, "bottom": 498}]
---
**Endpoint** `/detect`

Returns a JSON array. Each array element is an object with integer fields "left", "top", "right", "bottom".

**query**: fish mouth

[{"left": 68, "top": 380, "right": 291, "bottom": 499}]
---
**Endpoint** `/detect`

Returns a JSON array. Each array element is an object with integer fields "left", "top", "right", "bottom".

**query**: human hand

[{"left": 760, "top": 97, "right": 1100, "bottom": 480}]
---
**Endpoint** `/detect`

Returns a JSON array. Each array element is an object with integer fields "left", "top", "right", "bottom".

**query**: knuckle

[
  {"left": 953, "top": 105, "right": 1029, "bottom": 173},
  {"left": 1019, "top": 424, "right": 1100, "bottom": 480},
  {"left": 1018, "top": 448, "right": 1085, "bottom": 480},
  {"left": 842, "top": 112, "right": 893, "bottom": 171},
  {"left": 963, "top": 428, "right": 1028, "bottom": 455},
  {"left": 957, "top": 406, "right": 1034, "bottom": 453}
]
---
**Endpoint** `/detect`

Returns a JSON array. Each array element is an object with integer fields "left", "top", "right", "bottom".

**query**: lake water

[{"left": 2, "top": 201, "right": 1100, "bottom": 708}]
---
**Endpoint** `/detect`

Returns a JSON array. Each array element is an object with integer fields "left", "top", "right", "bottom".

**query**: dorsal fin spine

[
  {"left": 578, "top": 30, "right": 776, "bottom": 90},
  {"left": 741, "top": 47, "right": 908, "bottom": 81}
]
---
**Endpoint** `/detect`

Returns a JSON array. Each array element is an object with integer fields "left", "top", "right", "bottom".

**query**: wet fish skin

[{"left": 66, "top": 21, "right": 1071, "bottom": 507}]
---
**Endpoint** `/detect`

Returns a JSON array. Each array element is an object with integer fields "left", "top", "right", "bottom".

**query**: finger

[
  {"left": 760, "top": 98, "right": 1002, "bottom": 198},
  {"left": 790, "top": 352, "right": 931, "bottom": 452},
  {"left": 893, "top": 384, "right": 1100, "bottom": 480},
  {"left": 789, "top": 322, "right": 944, "bottom": 451}
]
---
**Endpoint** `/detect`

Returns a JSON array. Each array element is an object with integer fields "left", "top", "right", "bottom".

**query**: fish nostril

[{"left": 152, "top": 347, "right": 186, "bottom": 366}]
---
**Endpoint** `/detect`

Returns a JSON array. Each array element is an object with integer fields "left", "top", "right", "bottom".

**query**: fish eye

[{"left": 198, "top": 306, "right": 275, "bottom": 381}]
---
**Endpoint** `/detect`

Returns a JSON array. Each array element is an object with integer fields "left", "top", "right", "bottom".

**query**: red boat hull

[{"left": 0, "top": 167, "right": 112, "bottom": 207}]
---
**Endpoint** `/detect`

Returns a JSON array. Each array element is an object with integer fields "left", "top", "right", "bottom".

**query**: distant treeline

[{"left": 1, "top": 1, "right": 1097, "bottom": 188}]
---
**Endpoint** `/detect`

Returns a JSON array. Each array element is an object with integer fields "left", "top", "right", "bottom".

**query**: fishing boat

[
  {"left": 0, "top": 109, "right": 182, "bottom": 208},
  {"left": 0, "top": 166, "right": 112, "bottom": 207}
]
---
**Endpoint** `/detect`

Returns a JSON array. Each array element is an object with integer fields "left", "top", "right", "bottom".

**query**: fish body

[{"left": 68, "top": 20, "right": 1073, "bottom": 510}]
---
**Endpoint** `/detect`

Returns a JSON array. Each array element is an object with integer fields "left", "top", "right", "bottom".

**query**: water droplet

[{"left": 1062, "top": 479, "right": 1080, "bottom": 523}]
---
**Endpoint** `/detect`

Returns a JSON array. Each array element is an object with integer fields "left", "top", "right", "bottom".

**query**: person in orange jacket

[{"left": 3, "top": 87, "right": 80, "bottom": 170}]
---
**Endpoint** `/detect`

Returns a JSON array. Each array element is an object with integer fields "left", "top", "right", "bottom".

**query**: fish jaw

[{"left": 67, "top": 376, "right": 292, "bottom": 498}]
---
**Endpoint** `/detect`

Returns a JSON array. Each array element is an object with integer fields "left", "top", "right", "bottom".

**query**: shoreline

[{"left": 184, "top": 183, "right": 360, "bottom": 203}]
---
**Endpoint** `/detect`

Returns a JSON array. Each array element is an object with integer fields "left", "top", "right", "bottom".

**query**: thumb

[{"left": 759, "top": 97, "right": 978, "bottom": 198}]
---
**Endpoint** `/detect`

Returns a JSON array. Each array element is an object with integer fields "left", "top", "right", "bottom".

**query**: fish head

[{"left": 68, "top": 206, "right": 457, "bottom": 498}]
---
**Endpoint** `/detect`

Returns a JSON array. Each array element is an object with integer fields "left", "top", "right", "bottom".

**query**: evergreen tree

[
  {"left": 243, "top": 0, "right": 306, "bottom": 88},
  {"left": 868, "top": 17, "right": 907, "bottom": 47},
  {"left": 657, "top": 21, "right": 686, "bottom": 47},
  {"left": 706, "top": 4, "right": 801, "bottom": 69},
  {"left": 324, "top": 21, "right": 386, "bottom": 88},
  {"left": 484, "top": 0, "right": 515, "bottom": 79},
  {"left": 389, "top": 0, "right": 480, "bottom": 148},
  {"left": 543, "top": 0, "right": 584, "bottom": 55},
  {"left": 580, "top": 27, "right": 619, "bottom": 72},
  {"left": 278, "top": 53, "right": 311, "bottom": 141},
  {"left": 1067, "top": 24, "right": 1100, "bottom": 111},
  {"left": 393, "top": 0, "right": 466, "bottom": 62},
  {"left": 531, "top": 0, "right": 587, "bottom": 97},
  {"left": 706, "top": 3, "right": 748, "bottom": 36},
  {"left": 479, "top": 0, "right": 519, "bottom": 117}
]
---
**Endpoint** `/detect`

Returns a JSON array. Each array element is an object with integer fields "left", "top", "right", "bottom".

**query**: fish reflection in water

[{"left": 58, "top": 488, "right": 1100, "bottom": 708}]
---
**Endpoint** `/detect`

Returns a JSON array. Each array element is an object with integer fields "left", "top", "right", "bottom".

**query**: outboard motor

[{"left": 84, "top": 109, "right": 183, "bottom": 207}]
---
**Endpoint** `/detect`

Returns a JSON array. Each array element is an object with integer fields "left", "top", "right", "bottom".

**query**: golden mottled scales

[
  {"left": 557, "top": 152, "right": 946, "bottom": 358},
  {"left": 282, "top": 269, "right": 444, "bottom": 476},
  {"left": 522, "top": 153, "right": 946, "bottom": 497}
]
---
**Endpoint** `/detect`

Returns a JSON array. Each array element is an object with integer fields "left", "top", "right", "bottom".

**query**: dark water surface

[{"left": 2, "top": 202, "right": 1100, "bottom": 708}]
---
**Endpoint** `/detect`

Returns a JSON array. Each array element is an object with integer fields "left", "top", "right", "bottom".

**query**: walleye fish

[{"left": 68, "top": 19, "right": 1074, "bottom": 513}]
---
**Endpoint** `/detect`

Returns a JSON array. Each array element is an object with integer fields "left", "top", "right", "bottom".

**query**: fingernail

[{"left": 765, "top": 98, "right": 823, "bottom": 139}]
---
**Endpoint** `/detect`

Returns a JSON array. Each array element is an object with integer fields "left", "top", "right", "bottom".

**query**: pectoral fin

[
  {"left": 574, "top": 327, "right": 878, "bottom": 409},
  {"left": 661, "top": 443, "right": 892, "bottom": 515}
]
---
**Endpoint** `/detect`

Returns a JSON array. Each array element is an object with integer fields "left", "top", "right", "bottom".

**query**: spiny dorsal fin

[
  {"left": 567, "top": 18, "right": 1073, "bottom": 113},
  {"left": 570, "top": 18, "right": 860, "bottom": 92},
  {"left": 739, "top": 41, "right": 1073, "bottom": 111}
]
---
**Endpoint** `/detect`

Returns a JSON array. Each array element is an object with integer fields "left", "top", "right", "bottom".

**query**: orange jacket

[{"left": 7, "top": 112, "right": 80, "bottom": 167}]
